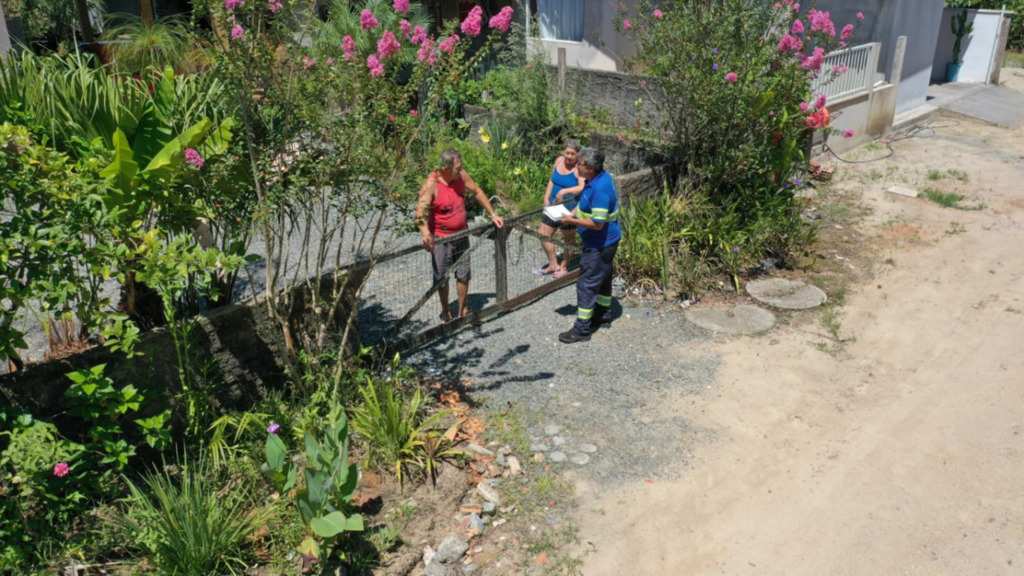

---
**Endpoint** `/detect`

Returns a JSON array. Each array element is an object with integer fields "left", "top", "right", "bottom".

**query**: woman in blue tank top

[{"left": 533, "top": 140, "right": 585, "bottom": 278}]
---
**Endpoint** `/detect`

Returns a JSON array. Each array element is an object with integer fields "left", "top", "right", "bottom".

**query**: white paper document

[{"left": 543, "top": 204, "right": 572, "bottom": 222}]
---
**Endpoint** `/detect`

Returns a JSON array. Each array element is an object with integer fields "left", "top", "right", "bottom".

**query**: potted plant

[{"left": 947, "top": 8, "right": 974, "bottom": 82}]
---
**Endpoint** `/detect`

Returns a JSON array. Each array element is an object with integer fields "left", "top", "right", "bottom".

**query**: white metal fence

[{"left": 811, "top": 42, "right": 880, "bottom": 102}]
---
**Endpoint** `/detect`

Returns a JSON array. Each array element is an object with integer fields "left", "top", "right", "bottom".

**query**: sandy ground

[{"left": 575, "top": 72, "right": 1024, "bottom": 575}]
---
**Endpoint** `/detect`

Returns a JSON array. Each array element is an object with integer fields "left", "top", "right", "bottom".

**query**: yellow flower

[
  {"left": 513, "top": 167, "right": 523, "bottom": 176},
  {"left": 481, "top": 134, "right": 490, "bottom": 143},
  {"left": 501, "top": 142, "right": 509, "bottom": 150}
]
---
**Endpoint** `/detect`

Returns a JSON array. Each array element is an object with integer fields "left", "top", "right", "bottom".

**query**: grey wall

[{"left": 819, "top": 0, "right": 942, "bottom": 115}]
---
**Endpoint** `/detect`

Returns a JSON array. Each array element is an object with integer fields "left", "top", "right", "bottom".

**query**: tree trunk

[
  {"left": 138, "top": 0, "right": 155, "bottom": 25},
  {"left": 73, "top": 0, "right": 95, "bottom": 43}
]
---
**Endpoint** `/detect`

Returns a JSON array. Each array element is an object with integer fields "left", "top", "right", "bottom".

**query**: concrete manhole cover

[
  {"left": 746, "top": 278, "right": 827, "bottom": 310},
  {"left": 683, "top": 304, "right": 776, "bottom": 335}
]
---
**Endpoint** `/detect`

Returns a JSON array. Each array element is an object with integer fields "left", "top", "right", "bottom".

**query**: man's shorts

[
  {"left": 541, "top": 214, "right": 576, "bottom": 231},
  {"left": 432, "top": 236, "right": 471, "bottom": 283}
]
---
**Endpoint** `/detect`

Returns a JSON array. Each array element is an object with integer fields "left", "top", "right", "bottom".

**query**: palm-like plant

[{"left": 101, "top": 14, "right": 193, "bottom": 75}]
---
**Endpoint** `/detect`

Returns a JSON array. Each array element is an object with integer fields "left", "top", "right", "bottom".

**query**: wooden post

[
  {"left": 138, "top": 0, "right": 155, "bottom": 25},
  {"left": 557, "top": 47, "right": 566, "bottom": 89},
  {"left": 0, "top": 0, "right": 12, "bottom": 58},
  {"left": 493, "top": 225, "right": 508, "bottom": 305},
  {"left": 74, "top": 0, "right": 95, "bottom": 43}
]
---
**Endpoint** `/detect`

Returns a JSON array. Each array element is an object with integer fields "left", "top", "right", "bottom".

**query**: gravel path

[{"left": 405, "top": 287, "right": 722, "bottom": 488}]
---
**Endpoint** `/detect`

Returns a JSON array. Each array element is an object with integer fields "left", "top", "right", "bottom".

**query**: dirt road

[{"left": 576, "top": 74, "right": 1024, "bottom": 575}]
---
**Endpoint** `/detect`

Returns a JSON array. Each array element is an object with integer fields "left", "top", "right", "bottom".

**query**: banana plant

[{"left": 262, "top": 402, "right": 364, "bottom": 567}]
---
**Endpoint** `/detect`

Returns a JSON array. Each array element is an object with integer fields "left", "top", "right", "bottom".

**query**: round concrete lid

[
  {"left": 745, "top": 278, "right": 827, "bottom": 310},
  {"left": 684, "top": 304, "right": 776, "bottom": 335}
]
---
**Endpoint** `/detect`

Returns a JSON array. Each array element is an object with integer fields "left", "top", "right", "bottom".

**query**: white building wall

[
  {"left": 932, "top": 9, "right": 1013, "bottom": 84},
  {"left": 527, "top": 1, "right": 633, "bottom": 71}
]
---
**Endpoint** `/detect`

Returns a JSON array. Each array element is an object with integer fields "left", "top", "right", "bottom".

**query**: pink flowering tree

[
  {"left": 617, "top": 0, "right": 861, "bottom": 274},
  {"left": 192, "top": 0, "right": 514, "bottom": 379}
]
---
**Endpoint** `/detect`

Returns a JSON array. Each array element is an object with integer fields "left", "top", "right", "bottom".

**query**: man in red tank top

[{"left": 416, "top": 148, "right": 505, "bottom": 323}]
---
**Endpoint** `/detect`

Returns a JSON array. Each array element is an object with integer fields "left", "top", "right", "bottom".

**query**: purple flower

[
  {"left": 732, "top": 247, "right": 740, "bottom": 254},
  {"left": 653, "top": 9, "right": 663, "bottom": 19},
  {"left": 53, "top": 462, "right": 70, "bottom": 477},
  {"left": 712, "top": 64, "right": 719, "bottom": 71},
  {"left": 360, "top": 9, "right": 379, "bottom": 30},
  {"left": 231, "top": 25, "right": 245, "bottom": 40},
  {"left": 184, "top": 148, "right": 204, "bottom": 168},
  {"left": 488, "top": 6, "right": 514, "bottom": 33},
  {"left": 393, "top": 0, "right": 409, "bottom": 13},
  {"left": 267, "top": 422, "right": 280, "bottom": 435},
  {"left": 713, "top": 48, "right": 718, "bottom": 55}
]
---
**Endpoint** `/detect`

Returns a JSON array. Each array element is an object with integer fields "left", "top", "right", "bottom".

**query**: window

[{"left": 537, "top": 0, "right": 583, "bottom": 42}]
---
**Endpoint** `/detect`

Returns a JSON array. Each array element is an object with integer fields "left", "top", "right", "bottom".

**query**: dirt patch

[{"left": 574, "top": 77, "right": 1024, "bottom": 575}]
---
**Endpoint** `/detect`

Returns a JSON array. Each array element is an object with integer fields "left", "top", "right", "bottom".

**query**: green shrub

[
  {"left": 349, "top": 358, "right": 447, "bottom": 485},
  {"left": 117, "top": 453, "right": 265, "bottom": 575}
]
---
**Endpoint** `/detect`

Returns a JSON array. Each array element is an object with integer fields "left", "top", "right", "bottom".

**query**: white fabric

[{"left": 537, "top": 0, "right": 584, "bottom": 42}]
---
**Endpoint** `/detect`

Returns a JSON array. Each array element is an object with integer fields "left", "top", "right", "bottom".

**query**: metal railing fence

[
  {"left": 352, "top": 206, "right": 580, "bottom": 353},
  {"left": 811, "top": 42, "right": 880, "bottom": 102}
]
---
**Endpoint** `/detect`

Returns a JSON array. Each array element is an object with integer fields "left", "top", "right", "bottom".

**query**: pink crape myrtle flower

[
  {"left": 791, "top": 19, "right": 804, "bottom": 34},
  {"left": 489, "top": 6, "right": 514, "bottom": 33},
  {"left": 394, "top": 0, "right": 409, "bottom": 13},
  {"left": 342, "top": 35, "right": 356, "bottom": 61},
  {"left": 377, "top": 30, "right": 401, "bottom": 59},
  {"left": 225, "top": 0, "right": 244, "bottom": 11},
  {"left": 843, "top": 130, "right": 855, "bottom": 138},
  {"left": 360, "top": 9, "right": 379, "bottom": 30},
  {"left": 302, "top": 55, "right": 315, "bottom": 70},
  {"left": 814, "top": 93, "right": 827, "bottom": 110},
  {"left": 367, "top": 54, "right": 384, "bottom": 77},
  {"left": 798, "top": 101, "right": 810, "bottom": 112},
  {"left": 184, "top": 148, "right": 204, "bottom": 168},
  {"left": 231, "top": 25, "right": 245, "bottom": 40},
  {"left": 841, "top": 24, "right": 854, "bottom": 40},
  {"left": 802, "top": 46, "right": 825, "bottom": 71},
  {"left": 438, "top": 34, "right": 459, "bottom": 54},
  {"left": 623, "top": 19, "right": 632, "bottom": 30},
  {"left": 410, "top": 109, "right": 419, "bottom": 116},
  {"left": 725, "top": 72, "right": 738, "bottom": 83},
  {"left": 857, "top": 12, "right": 865, "bottom": 20},
  {"left": 777, "top": 33, "right": 802, "bottom": 53},
  {"left": 461, "top": 5, "right": 483, "bottom": 36},
  {"left": 653, "top": 9, "right": 663, "bottom": 19},
  {"left": 417, "top": 38, "right": 437, "bottom": 65},
  {"left": 326, "top": 57, "right": 334, "bottom": 65},
  {"left": 267, "top": 0, "right": 282, "bottom": 13},
  {"left": 411, "top": 25, "right": 427, "bottom": 45},
  {"left": 53, "top": 462, "right": 70, "bottom": 477},
  {"left": 807, "top": 9, "right": 836, "bottom": 37},
  {"left": 400, "top": 19, "right": 412, "bottom": 37}
]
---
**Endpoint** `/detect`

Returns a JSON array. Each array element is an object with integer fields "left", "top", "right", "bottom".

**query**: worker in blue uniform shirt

[{"left": 557, "top": 147, "right": 620, "bottom": 344}]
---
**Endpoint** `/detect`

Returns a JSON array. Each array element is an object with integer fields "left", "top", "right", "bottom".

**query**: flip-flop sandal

[
  {"left": 532, "top": 267, "right": 555, "bottom": 276},
  {"left": 552, "top": 269, "right": 568, "bottom": 279}
]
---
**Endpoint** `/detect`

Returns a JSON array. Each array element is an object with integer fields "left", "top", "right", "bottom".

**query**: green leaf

[
  {"left": 265, "top": 431, "right": 288, "bottom": 472},
  {"left": 305, "top": 469, "right": 325, "bottom": 508},
  {"left": 345, "top": 514, "right": 364, "bottom": 532},
  {"left": 297, "top": 536, "right": 320, "bottom": 560},
  {"left": 98, "top": 129, "right": 138, "bottom": 195},
  {"left": 310, "top": 511, "right": 352, "bottom": 538}
]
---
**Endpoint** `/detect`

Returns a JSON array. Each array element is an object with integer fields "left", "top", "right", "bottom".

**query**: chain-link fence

[{"left": 355, "top": 206, "right": 580, "bottom": 352}]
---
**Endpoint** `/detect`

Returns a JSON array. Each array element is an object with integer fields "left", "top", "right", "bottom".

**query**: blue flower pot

[{"left": 945, "top": 62, "right": 962, "bottom": 83}]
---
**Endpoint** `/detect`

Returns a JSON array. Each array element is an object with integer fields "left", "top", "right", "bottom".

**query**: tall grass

[{"left": 117, "top": 454, "right": 265, "bottom": 575}]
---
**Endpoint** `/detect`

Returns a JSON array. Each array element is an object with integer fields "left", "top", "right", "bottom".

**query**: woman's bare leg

[
  {"left": 559, "top": 227, "right": 576, "bottom": 272},
  {"left": 539, "top": 222, "right": 559, "bottom": 271}
]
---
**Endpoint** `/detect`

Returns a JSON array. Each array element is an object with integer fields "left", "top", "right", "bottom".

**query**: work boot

[{"left": 558, "top": 327, "right": 591, "bottom": 344}]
